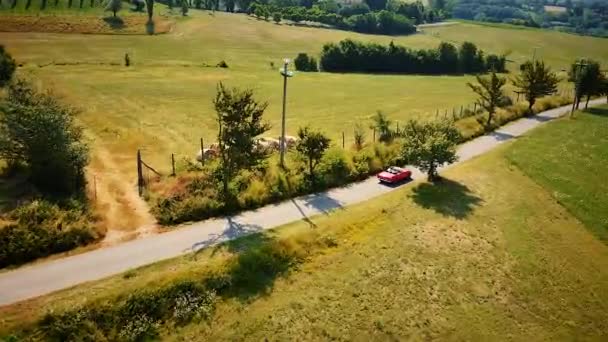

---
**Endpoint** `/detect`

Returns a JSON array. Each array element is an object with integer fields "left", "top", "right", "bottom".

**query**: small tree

[
  {"left": 512, "top": 60, "right": 559, "bottom": 113},
  {"left": 181, "top": 0, "right": 188, "bottom": 15},
  {"left": 294, "top": 53, "right": 318, "bottom": 72},
  {"left": 401, "top": 119, "right": 460, "bottom": 182},
  {"left": 296, "top": 126, "right": 331, "bottom": 182},
  {"left": 371, "top": 111, "right": 393, "bottom": 143},
  {"left": 573, "top": 60, "right": 603, "bottom": 109},
  {"left": 0, "top": 45, "right": 16, "bottom": 88},
  {"left": 105, "top": 0, "right": 122, "bottom": 17},
  {"left": 0, "top": 79, "right": 89, "bottom": 195},
  {"left": 467, "top": 71, "right": 507, "bottom": 128},
  {"left": 214, "top": 83, "right": 270, "bottom": 198},
  {"left": 353, "top": 123, "right": 365, "bottom": 150},
  {"left": 263, "top": 9, "right": 270, "bottom": 21},
  {"left": 273, "top": 12, "right": 282, "bottom": 24}
]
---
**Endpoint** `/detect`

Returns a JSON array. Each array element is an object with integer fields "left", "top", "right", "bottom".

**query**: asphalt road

[{"left": 0, "top": 99, "right": 604, "bottom": 307}]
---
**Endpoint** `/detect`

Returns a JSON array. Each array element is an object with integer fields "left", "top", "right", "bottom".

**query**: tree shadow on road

[
  {"left": 409, "top": 178, "right": 483, "bottom": 219},
  {"left": 300, "top": 192, "right": 343, "bottom": 214},
  {"left": 191, "top": 217, "right": 263, "bottom": 255}
]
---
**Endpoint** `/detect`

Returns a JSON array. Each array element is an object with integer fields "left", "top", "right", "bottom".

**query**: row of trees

[
  {"left": 467, "top": 60, "right": 560, "bottom": 129},
  {"left": 213, "top": 83, "right": 334, "bottom": 197},
  {"left": 467, "top": 57, "right": 608, "bottom": 129},
  {"left": 569, "top": 59, "right": 608, "bottom": 110},
  {"left": 319, "top": 39, "right": 507, "bottom": 75},
  {"left": 250, "top": 4, "right": 417, "bottom": 35},
  {"left": 212, "top": 81, "right": 465, "bottom": 197}
]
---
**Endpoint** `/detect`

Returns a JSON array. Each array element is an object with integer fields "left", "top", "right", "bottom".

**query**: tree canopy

[
  {"left": 296, "top": 126, "right": 331, "bottom": 182},
  {"left": 400, "top": 119, "right": 461, "bottom": 182},
  {"left": 467, "top": 71, "right": 507, "bottom": 128},
  {"left": 0, "top": 79, "right": 89, "bottom": 195},
  {"left": 512, "top": 60, "right": 559, "bottom": 112},
  {"left": 214, "top": 83, "right": 270, "bottom": 197}
]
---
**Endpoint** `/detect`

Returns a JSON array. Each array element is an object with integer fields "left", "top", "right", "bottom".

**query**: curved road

[{"left": 0, "top": 100, "right": 604, "bottom": 307}]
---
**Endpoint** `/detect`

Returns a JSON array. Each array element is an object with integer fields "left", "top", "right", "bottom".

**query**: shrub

[
  {"left": 294, "top": 53, "right": 318, "bottom": 72},
  {"left": 216, "top": 60, "right": 229, "bottom": 68},
  {"left": 37, "top": 280, "right": 216, "bottom": 341},
  {"left": 273, "top": 12, "right": 281, "bottom": 23},
  {"left": 318, "top": 148, "right": 351, "bottom": 186},
  {"left": 0, "top": 200, "right": 99, "bottom": 268},
  {"left": 0, "top": 45, "right": 16, "bottom": 87}
]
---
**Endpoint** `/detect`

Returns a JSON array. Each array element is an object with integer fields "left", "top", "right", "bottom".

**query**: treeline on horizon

[
  {"left": 447, "top": 0, "right": 608, "bottom": 38},
  {"left": 318, "top": 39, "right": 507, "bottom": 74},
  {"left": 248, "top": 3, "right": 424, "bottom": 35}
]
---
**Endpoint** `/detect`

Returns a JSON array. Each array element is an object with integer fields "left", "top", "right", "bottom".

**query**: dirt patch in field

[{"left": 0, "top": 15, "right": 173, "bottom": 35}]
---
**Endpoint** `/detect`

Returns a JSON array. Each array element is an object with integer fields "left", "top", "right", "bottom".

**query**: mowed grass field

[
  {"left": 506, "top": 107, "right": 608, "bottom": 242},
  {"left": 1, "top": 108, "right": 607, "bottom": 340}
]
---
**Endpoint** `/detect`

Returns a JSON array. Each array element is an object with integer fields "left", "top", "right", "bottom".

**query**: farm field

[
  {"left": 1, "top": 10, "right": 608, "bottom": 232},
  {"left": 1, "top": 108, "right": 607, "bottom": 340}
]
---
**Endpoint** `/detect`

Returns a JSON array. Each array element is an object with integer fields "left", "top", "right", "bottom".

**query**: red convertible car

[{"left": 377, "top": 166, "right": 412, "bottom": 184}]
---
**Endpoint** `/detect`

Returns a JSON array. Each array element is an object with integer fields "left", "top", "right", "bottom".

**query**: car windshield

[{"left": 387, "top": 167, "right": 402, "bottom": 174}]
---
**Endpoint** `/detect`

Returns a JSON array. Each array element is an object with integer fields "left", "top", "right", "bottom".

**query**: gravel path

[{"left": 0, "top": 99, "right": 604, "bottom": 307}]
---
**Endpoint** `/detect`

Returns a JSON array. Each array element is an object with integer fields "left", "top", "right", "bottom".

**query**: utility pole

[
  {"left": 571, "top": 59, "right": 588, "bottom": 117},
  {"left": 279, "top": 58, "right": 294, "bottom": 168}
]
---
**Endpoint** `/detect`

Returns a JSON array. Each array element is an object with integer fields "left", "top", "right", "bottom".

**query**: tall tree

[
  {"left": 401, "top": 119, "right": 461, "bottom": 182},
  {"left": 0, "top": 45, "right": 16, "bottom": 88},
  {"left": 571, "top": 60, "right": 603, "bottom": 109},
  {"left": 512, "top": 60, "right": 559, "bottom": 113},
  {"left": 214, "top": 83, "right": 270, "bottom": 198},
  {"left": 438, "top": 42, "right": 459, "bottom": 73},
  {"left": 296, "top": 126, "right": 331, "bottom": 182},
  {"left": 467, "top": 71, "right": 507, "bottom": 128},
  {"left": 0, "top": 79, "right": 89, "bottom": 195},
  {"left": 145, "top": 0, "right": 154, "bottom": 21}
]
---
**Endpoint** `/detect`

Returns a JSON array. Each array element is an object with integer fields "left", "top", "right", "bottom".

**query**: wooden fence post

[
  {"left": 473, "top": 103, "right": 477, "bottom": 113},
  {"left": 342, "top": 132, "right": 345, "bottom": 148},
  {"left": 373, "top": 128, "right": 376, "bottom": 142},
  {"left": 460, "top": 105, "right": 463, "bottom": 117},
  {"left": 200, "top": 138, "right": 204, "bottom": 166},
  {"left": 171, "top": 153, "right": 176, "bottom": 176},
  {"left": 137, "top": 149, "right": 143, "bottom": 196}
]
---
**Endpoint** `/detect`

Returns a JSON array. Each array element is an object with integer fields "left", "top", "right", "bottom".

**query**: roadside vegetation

[
  {"left": 149, "top": 56, "right": 576, "bottom": 225},
  {"left": 3, "top": 106, "right": 608, "bottom": 340}
]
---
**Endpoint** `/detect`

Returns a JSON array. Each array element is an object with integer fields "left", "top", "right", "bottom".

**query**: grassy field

[
  {"left": 1, "top": 11, "right": 606, "bottom": 231},
  {"left": 1, "top": 107, "right": 607, "bottom": 340},
  {"left": 506, "top": 107, "right": 608, "bottom": 242}
]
